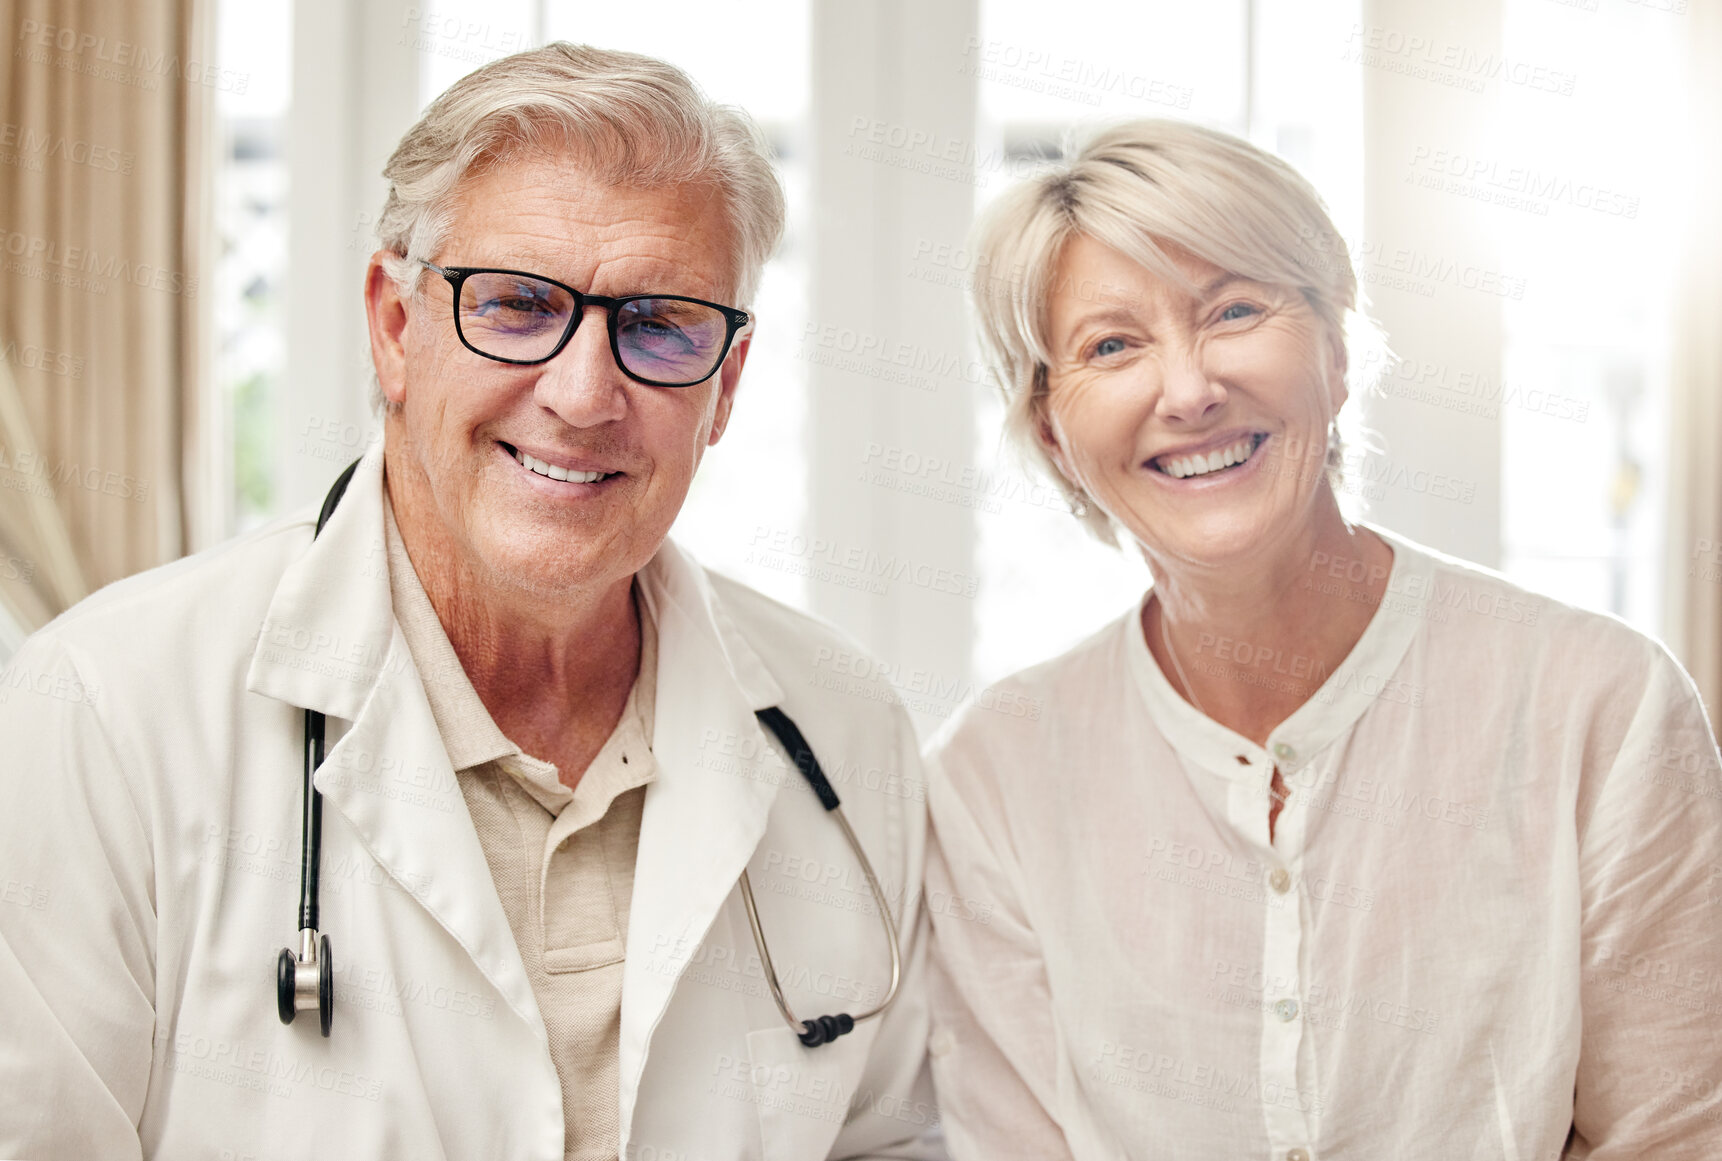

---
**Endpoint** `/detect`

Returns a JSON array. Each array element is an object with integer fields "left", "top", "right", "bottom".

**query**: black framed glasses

[{"left": 419, "top": 260, "right": 752, "bottom": 388}]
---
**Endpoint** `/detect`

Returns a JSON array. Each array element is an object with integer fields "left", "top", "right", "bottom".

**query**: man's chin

[{"left": 471, "top": 531, "right": 656, "bottom": 603}]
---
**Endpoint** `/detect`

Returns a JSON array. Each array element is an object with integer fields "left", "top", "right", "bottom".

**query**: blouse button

[
  {"left": 1274, "top": 998, "right": 1299, "bottom": 1022},
  {"left": 1273, "top": 742, "right": 1297, "bottom": 763},
  {"left": 1268, "top": 867, "right": 1292, "bottom": 894}
]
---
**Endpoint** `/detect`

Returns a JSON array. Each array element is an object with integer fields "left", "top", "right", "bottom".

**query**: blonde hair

[
  {"left": 370, "top": 42, "right": 786, "bottom": 413},
  {"left": 969, "top": 119, "right": 1385, "bottom": 542}
]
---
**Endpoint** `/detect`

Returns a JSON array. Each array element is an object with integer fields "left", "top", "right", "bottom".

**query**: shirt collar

[{"left": 1126, "top": 523, "right": 1435, "bottom": 780}]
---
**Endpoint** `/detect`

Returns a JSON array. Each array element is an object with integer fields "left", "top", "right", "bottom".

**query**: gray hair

[
  {"left": 369, "top": 42, "right": 786, "bottom": 415},
  {"left": 968, "top": 119, "right": 1386, "bottom": 543}
]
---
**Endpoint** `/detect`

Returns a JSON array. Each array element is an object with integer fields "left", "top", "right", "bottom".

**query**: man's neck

[{"left": 386, "top": 468, "right": 643, "bottom": 786}]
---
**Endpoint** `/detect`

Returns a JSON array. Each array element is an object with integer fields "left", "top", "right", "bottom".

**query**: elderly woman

[{"left": 924, "top": 120, "right": 1722, "bottom": 1159}]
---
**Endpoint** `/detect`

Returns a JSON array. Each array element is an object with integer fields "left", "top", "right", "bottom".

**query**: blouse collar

[{"left": 1125, "top": 523, "right": 1436, "bottom": 782}]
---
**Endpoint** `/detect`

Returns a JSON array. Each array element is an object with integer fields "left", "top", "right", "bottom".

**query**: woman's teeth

[
  {"left": 1157, "top": 435, "right": 1262, "bottom": 480},
  {"left": 513, "top": 447, "right": 606, "bottom": 483}
]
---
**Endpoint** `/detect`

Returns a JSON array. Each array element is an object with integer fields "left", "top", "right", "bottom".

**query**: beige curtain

[
  {"left": 1667, "top": 0, "right": 1722, "bottom": 728},
  {"left": 0, "top": 0, "right": 210, "bottom": 637}
]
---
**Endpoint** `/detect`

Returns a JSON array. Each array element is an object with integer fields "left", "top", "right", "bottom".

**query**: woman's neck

[{"left": 1143, "top": 500, "right": 1394, "bottom": 748}]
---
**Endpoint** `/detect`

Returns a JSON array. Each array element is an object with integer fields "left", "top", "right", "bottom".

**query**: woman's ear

[
  {"left": 1034, "top": 406, "right": 1078, "bottom": 488},
  {"left": 1029, "top": 364, "right": 1087, "bottom": 500},
  {"left": 1325, "top": 323, "right": 1350, "bottom": 413}
]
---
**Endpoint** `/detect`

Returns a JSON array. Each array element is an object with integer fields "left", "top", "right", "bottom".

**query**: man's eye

[
  {"left": 1093, "top": 337, "right": 1127, "bottom": 358},
  {"left": 493, "top": 295, "right": 554, "bottom": 314}
]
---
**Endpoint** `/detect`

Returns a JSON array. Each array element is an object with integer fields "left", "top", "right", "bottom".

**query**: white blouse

[{"left": 924, "top": 526, "right": 1722, "bottom": 1160}]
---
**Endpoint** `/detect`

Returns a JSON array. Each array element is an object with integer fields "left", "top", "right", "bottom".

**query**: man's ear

[
  {"left": 708, "top": 332, "right": 751, "bottom": 446},
  {"left": 365, "top": 254, "right": 412, "bottom": 408}
]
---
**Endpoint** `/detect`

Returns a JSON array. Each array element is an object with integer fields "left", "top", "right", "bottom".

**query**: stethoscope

[{"left": 277, "top": 459, "right": 902, "bottom": 1047}]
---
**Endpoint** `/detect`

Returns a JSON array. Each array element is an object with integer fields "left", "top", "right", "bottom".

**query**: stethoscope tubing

[
  {"left": 737, "top": 801, "right": 902, "bottom": 1030},
  {"left": 297, "top": 710, "right": 324, "bottom": 935},
  {"left": 744, "top": 708, "right": 905, "bottom": 1046}
]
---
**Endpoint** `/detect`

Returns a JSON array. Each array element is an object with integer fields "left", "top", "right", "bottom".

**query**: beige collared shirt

[{"left": 384, "top": 497, "right": 655, "bottom": 1161}]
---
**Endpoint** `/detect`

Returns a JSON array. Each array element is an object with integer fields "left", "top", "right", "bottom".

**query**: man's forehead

[
  {"left": 447, "top": 161, "right": 710, "bottom": 242},
  {"left": 441, "top": 153, "right": 736, "bottom": 294}
]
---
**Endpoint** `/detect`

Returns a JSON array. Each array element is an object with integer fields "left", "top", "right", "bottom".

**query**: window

[
  {"left": 218, "top": 1, "right": 1691, "bottom": 701},
  {"left": 214, "top": 0, "right": 293, "bottom": 532},
  {"left": 1496, "top": 0, "right": 1687, "bottom": 633}
]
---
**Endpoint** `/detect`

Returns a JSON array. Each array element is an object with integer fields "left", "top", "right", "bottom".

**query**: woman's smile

[{"left": 1146, "top": 431, "right": 1269, "bottom": 481}]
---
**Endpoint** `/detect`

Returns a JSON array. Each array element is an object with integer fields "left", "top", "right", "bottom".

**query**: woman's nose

[{"left": 1153, "top": 346, "right": 1226, "bottom": 424}]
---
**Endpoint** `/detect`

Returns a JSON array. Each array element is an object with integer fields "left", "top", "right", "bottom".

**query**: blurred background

[{"left": 1, "top": 0, "right": 1718, "bottom": 729}]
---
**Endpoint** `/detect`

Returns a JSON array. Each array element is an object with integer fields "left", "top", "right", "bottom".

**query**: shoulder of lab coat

[
  {"left": 650, "top": 555, "right": 947, "bottom": 1159},
  {"left": 0, "top": 502, "right": 321, "bottom": 1160}
]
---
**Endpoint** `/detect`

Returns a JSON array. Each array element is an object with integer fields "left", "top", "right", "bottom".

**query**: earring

[{"left": 1070, "top": 494, "right": 1089, "bottom": 517}]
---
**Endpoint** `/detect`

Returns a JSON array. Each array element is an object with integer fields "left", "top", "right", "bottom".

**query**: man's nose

[{"left": 532, "top": 304, "right": 629, "bottom": 426}]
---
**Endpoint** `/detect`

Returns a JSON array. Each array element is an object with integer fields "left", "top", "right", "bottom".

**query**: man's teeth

[
  {"left": 1158, "top": 436, "right": 1260, "bottom": 480},
  {"left": 514, "top": 448, "right": 606, "bottom": 483}
]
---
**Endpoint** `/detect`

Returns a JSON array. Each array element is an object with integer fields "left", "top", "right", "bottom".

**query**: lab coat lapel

[
  {"left": 244, "top": 440, "right": 541, "bottom": 1033},
  {"left": 310, "top": 642, "right": 543, "bottom": 1032},
  {"left": 246, "top": 441, "right": 395, "bottom": 722},
  {"left": 619, "top": 540, "right": 786, "bottom": 1137}
]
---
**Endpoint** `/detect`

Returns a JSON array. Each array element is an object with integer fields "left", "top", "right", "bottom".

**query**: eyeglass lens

[{"left": 455, "top": 271, "right": 730, "bottom": 383}]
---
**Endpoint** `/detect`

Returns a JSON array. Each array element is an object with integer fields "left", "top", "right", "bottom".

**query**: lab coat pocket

[{"left": 744, "top": 1024, "right": 868, "bottom": 1160}]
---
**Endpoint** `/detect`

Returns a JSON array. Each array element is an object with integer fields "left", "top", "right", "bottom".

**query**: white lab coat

[{"left": 0, "top": 443, "right": 943, "bottom": 1160}]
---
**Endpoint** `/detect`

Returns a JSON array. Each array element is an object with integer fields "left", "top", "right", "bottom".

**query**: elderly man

[{"left": 0, "top": 44, "right": 940, "bottom": 1161}]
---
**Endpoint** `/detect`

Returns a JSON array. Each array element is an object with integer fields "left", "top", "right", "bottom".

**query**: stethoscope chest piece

[{"left": 277, "top": 928, "right": 333, "bottom": 1037}]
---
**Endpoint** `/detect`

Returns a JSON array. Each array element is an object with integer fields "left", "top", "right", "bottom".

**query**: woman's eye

[
  {"left": 1218, "top": 302, "right": 1259, "bottom": 323},
  {"left": 1093, "top": 337, "right": 1127, "bottom": 358}
]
